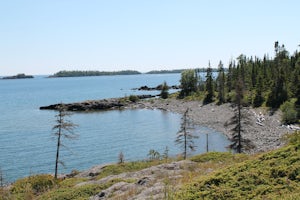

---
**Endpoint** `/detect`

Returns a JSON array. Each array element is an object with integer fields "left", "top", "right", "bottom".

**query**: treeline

[
  {"left": 49, "top": 70, "right": 141, "bottom": 77},
  {"left": 49, "top": 68, "right": 222, "bottom": 77},
  {"left": 179, "top": 41, "right": 300, "bottom": 124},
  {"left": 146, "top": 68, "right": 221, "bottom": 74}
]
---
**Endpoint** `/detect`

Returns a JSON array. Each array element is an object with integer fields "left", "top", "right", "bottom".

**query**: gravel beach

[{"left": 134, "top": 98, "right": 295, "bottom": 153}]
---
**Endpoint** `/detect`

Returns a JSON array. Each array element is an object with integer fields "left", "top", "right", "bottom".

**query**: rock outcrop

[
  {"left": 133, "top": 84, "right": 180, "bottom": 91},
  {"left": 39, "top": 95, "right": 156, "bottom": 111},
  {"left": 2, "top": 73, "right": 34, "bottom": 79},
  {"left": 74, "top": 160, "right": 198, "bottom": 200}
]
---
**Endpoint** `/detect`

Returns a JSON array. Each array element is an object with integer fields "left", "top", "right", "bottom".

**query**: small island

[
  {"left": 2, "top": 73, "right": 34, "bottom": 79},
  {"left": 48, "top": 70, "right": 141, "bottom": 78}
]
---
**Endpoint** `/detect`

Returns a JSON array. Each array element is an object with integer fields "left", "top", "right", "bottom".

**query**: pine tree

[
  {"left": 253, "top": 75, "right": 264, "bottom": 107},
  {"left": 216, "top": 61, "right": 226, "bottom": 104},
  {"left": 226, "top": 60, "right": 234, "bottom": 93},
  {"left": 53, "top": 104, "right": 78, "bottom": 179},
  {"left": 160, "top": 81, "right": 169, "bottom": 99},
  {"left": 175, "top": 108, "right": 198, "bottom": 159},
  {"left": 225, "top": 77, "right": 254, "bottom": 153},
  {"left": 203, "top": 62, "right": 214, "bottom": 104}
]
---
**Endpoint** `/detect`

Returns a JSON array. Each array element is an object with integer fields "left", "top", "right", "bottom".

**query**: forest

[
  {"left": 179, "top": 41, "right": 300, "bottom": 124},
  {"left": 49, "top": 70, "right": 141, "bottom": 77}
]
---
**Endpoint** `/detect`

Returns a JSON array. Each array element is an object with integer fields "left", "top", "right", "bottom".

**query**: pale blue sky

[{"left": 1, "top": 0, "right": 299, "bottom": 75}]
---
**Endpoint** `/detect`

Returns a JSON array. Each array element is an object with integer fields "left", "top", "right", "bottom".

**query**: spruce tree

[
  {"left": 216, "top": 61, "right": 225, "bottom": 104},
  {"left": 160, "top": 81, "right": 169, "bottom": 99},
  {"left": 203, "top": 62, "right": 214, "bottom": 104},
  {"left": 225, "top": 77, "right": 254, "bottom": 153},
  {"left": 253, "top": 75, "right": 264, "bottom": 107}
]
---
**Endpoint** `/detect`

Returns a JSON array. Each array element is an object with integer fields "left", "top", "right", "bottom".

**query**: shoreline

[
  {"left": 133, "top": 98, "right": 294, "bottom": 154},
  {"left": 40, "top": 96, "right": 296, "bottom": 154}
]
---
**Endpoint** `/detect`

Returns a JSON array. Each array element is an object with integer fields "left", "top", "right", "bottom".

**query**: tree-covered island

[{"left": 48, "top": 70, "right": 141, "bottom": 77}]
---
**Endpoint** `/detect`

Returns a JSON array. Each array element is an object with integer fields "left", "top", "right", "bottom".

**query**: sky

[{"left": 0, "top": 0, "right": 300, "bottom": 75}]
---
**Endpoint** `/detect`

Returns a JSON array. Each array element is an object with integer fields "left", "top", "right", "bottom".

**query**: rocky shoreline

[
  {"left": 40, "top": 96, "right": 296, "bottom": 153},
  {"left": 39, "top": 95, "right": 156, "bottom": 111},
  {"left": 138, "top": 99, "right": 296, "bottom": 153}
]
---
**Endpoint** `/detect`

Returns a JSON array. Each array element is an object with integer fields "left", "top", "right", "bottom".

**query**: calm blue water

[{"left": 0, "top": 74, "right": 229, "bottom": 183}]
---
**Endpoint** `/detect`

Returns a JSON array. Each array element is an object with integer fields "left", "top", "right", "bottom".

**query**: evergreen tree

[
  {"left": 253, "top": 75, "right": 264, "bottom": 107},
  {"left": 216, "top": 61, "right": 226, "bottom": 104},
  {"left": 203, "top": 62, "right": 214, "bottom": 104},
  {"left": 225, "top": 77, "right": 254, "bottom": 153},
  {"left": 226, "top": 60, "right": 234, "bottom": 93},
  {"left": 179, "top": 69, "right": 198, "bottom": 98},
  {"left": 53, "top": 104, "right": 78, "bottom": 179},
  {"left": 175, "top": 109, "right": 198, "bottom": 159},
  {"left": 160, "top": 81, "right": 169, "bottom": 99},
  {"left": 266, "top": 68, "right": 288, "bottom": 108},
  {"left": 148, "top": 149, "right": 160, "bottom": 161}
]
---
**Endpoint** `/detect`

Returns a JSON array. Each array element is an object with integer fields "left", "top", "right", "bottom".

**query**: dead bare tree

[
  {"left": 175, "top": 108, "right": 198, "bottom": 159},
  {"left": 53, "top": 104, "right": 78, "bottom": 179}
]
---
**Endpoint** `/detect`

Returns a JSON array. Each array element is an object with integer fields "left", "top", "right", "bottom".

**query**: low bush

[
  {"left": 11, "top": 174, "right": 55, "bottom": 195},
  {"left": 129, "top": 95, "right": 139, "bottom": 102},
  {"left": 175, "top": 132, "right": 300, "bottom": 199},
  {"left": 280, "top": 99, "right": 298, "bottom": 124}
]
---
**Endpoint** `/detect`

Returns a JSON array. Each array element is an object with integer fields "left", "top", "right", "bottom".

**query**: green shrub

[
  {"left": 175, "top": 135, "right": 300, "bottom": 200},
  {"left": 11, "top": 174, "right": 55, "bottom": 195},
  {"left": 160, "top": 81, "right": 169, "bottom": 99},
  {"left": 129, "top": 95, "right": 139, "bottom": 102},
  {"left": 38, "top": 184, "right": 103, "bottom": 200},
  {"left": 280, "top": 99, "right": 298, "bottom": 124},
  {"left": 190, "top": 152, "right": 247, "bottom": 163}
]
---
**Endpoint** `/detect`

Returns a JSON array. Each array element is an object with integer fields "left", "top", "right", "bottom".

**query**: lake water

[{"left": 0, "top": 74, "right": 230, "bottom": 183}]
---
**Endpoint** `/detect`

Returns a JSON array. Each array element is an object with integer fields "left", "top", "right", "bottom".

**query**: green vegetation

[
  {"left": 179, "top": 69, "right": 198, "bottom": 98},
  {"left": 280, "top": 99, "right": 298, "bottom": 124},
  {"left": 128, "top": 95, "right": 139, "bottom": 102},
  {"left": 146, "top": 69, "right": 185, "bottom": 74},
  {"left": 49, "top": 70, "right": 141, "bottom": 77},
  {"left": 146, "top": 68, "right": 221, "bottom": 74},
  {"left": 177, "top": 41, "right": 300, "bottom": 123},
  {"left": 160, "top": 81, "right": 169, "bottom": 99},
  {"left": 3, "top": 132, "right": 300, "bottom": 199},
  {"left": 1, "top": 159, "right": 167, "bottom": 200},
  {"left": 203, "top": 63, "right": 214, "bottom": 104},
  {"left": 9, "top": 174, "right": 56, "bottom": 200},
  {"left": 175, "top": 131, "right": 300, "bottom": 200}
]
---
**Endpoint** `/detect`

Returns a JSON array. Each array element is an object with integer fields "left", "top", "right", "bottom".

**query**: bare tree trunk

[
  {"left": 237, "top": 103, "right": 242, "bottom": 153},
  {"left": 206, "top": 133, "right": 209, "bottom": 152},
  {"left": 54, "top": 112, "right": 62, "bottom": 179},
  {"left": 184, "top": 128, "right": 187, "bottom": 160}
]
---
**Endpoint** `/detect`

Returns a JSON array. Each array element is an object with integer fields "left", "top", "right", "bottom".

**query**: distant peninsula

[
  {"left": 2, "top": 73, "right": 34, "bottom": 79},
  {"left": 48, "top": 70, "right": 141, "bottom": 78},
  {"left": 146, "top": 68, "right": 222, "bottom": 74},
  {"left": 48, "top": 68, "right": 223, "bottom": 78}
]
